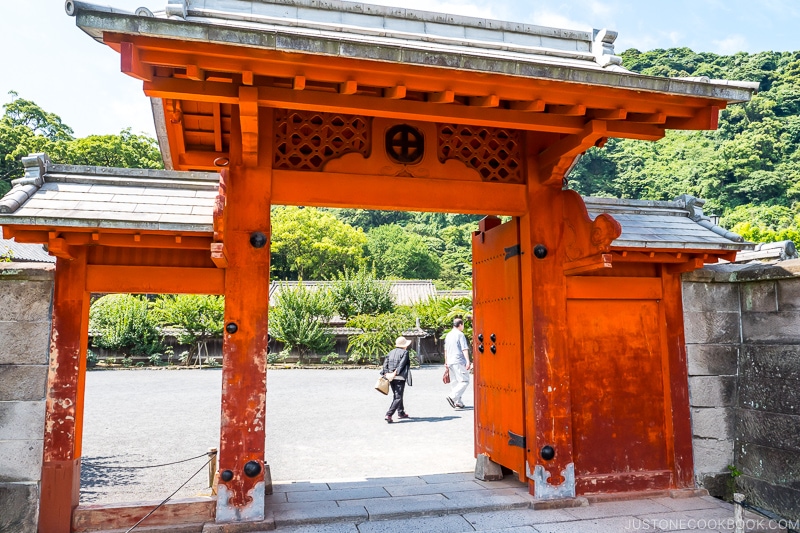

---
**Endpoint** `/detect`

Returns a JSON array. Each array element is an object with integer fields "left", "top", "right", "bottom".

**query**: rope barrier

[
  {"left": 82, "top": 452, "right": 210, "bottom": 470},
  {"left": 125, "top": 452, "right": 216, "bottom": 533}
]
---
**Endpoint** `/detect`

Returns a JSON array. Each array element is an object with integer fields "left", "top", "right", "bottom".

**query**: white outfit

[{"left": 444, "top": 327, "right": 470, "bottom": 405}]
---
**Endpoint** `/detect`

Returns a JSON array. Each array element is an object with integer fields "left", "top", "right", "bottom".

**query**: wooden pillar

[
  {"left": 661, "top": 269, "right": 695, "bottom": 487},
  {"left": 215, "top": 106, "right": 273, "bottom": 522},
  {"left": 519, "top": 133, "right": 576, "bottom": 499},
  {"left": 39, "top": 250, "right": 90, "bottom": 533}
]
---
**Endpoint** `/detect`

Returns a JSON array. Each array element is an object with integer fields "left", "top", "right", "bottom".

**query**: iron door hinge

[
  {"left": 508, "top": 431, "right": 526, "bottom": 448},
  {"left": 504, "top": 244, "right": 521, "bottom": 260}
]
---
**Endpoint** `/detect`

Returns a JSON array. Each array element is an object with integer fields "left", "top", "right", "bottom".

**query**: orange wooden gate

[
  {"left": 566, "top": 277, "right": 674, "bottom": 493},
  {"left": 472, "top": 217, "right": 526, "bottom": 479}
]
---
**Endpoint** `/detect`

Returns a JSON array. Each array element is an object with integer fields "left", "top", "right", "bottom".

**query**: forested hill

[
  {"left": 2, "top": 48, "right": 799, "bottom": 288},
  {"left": 569, "top": 48, "right": 800, "bottom": 245}
]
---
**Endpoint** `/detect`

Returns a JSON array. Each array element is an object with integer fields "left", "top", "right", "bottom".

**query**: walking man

[{"left": 444, "top": 318, "right": 471, "bottom": 409}]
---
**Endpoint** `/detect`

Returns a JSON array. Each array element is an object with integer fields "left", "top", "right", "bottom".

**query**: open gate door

[{"left": 472, "top": 217, "right": 526, "bottom": 479}]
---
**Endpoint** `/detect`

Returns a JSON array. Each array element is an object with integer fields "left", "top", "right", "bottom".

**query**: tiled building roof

[
  {"left": 269, "top": 280, "right": 436, "bottom": 306},
  {"left": 0, "top": 228, "right": 54, "bottom": 263}
]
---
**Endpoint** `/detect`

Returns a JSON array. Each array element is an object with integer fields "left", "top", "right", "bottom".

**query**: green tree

[
  {"left": 270, "top": 206, "right": 366, "bottom": 280},
  {"left": 89, "top": 294, "right": 164, "bottom": 356},
  {"left": 346, "top": 307, "right": 414, "bottom": 364},
  {"left": 365, "top": 224, "right": 441, "bottom": 279},
  {"left": 150, "top": 295, "right": 225, "bottom": 365},
  {"left": 269, "top": 283, "right": 335, "bottom": 360},
  {"left": 329, "top": 268, "right": 395, "bottom": 320},
  {"left": 1, "top": 92, "right": 162, "bottom": 196}
]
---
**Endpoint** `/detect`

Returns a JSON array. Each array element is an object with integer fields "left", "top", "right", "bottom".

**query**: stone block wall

[
  {"left": 683, "top": 260, "right": 800, "bottom": 521},
  {"left": 0, "top": 262, "right": 54, "bottom": 533}
]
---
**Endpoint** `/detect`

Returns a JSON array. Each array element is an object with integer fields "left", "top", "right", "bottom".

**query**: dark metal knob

[
  {"left": 477, "top": 333, "right": 484, "bottom": 342},
  {"left": 220, "top": 469, "right": 234, "bottom": 482},
  {"left": 490, "top": 333, "right": 496, "bottom": 342},
  {"left": 541, "top": 445, "right": 555, "bottom": 461},
  {"left": 226, "top": 322, "right": 238, "bottom": 334},
  {"left": 534, "top": 244, "right": 548, "bottom": 259},
  {"left": 490, "top": 345, "right": 496, "bottom": 354},
  {"left": 244, "top": 461, "right": 262, "bottom": 478},
  {"left": 478, "top": 344, "right": 484, "bottom": 353},
  {"left": 250, "top": 232, "right": 267, "bottom": 248}
]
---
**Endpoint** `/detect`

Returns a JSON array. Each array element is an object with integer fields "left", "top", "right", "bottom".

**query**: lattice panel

[
  {"left": 274, "top": 110, "right": 371, "bottom": 170},
  {"left": 437, "top": 125, "right": 523, "bottom": 183}
]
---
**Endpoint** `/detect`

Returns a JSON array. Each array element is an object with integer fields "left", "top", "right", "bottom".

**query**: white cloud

[{"left": 712, "top": 34, "right": 749, "bottom": 55}]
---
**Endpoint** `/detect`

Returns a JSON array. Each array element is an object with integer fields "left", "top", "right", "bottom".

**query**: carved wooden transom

[
  {"left": 437, "top": 124, "right": 523, "bottom": 183},
  {"left": 274, "top": 110, "right": 371, "bottom": 171}
]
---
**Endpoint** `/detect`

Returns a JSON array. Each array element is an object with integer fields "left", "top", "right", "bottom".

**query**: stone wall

[
  {"left": 683, "top": 259, "right": 800, "bottom": 521},
  {"left": 0, "top": 262, "right": 54, "bottom": 533}
]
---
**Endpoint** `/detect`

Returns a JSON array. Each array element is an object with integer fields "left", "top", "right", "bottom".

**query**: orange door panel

[
  {"left": 567, "top": 297, "right": 672, "bottom": 493},
  {"left": 472, "top": 219, "right": 526, "bottom": 477}
]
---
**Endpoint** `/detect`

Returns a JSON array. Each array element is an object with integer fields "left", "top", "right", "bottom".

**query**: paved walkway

[{"left": 263, "top": 473, "right": 786, "bottom": 533}]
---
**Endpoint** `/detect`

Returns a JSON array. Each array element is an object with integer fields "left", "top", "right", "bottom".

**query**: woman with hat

[{"left": 381, "top": 336, "right": 413, "bottom": 423}]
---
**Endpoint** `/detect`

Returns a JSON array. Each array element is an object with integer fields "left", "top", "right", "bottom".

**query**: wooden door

[
  {"left": 566, "top": 277, "right": 673, "bottom": 493},
  {"left": 472, "top": 218, "right": 526, "bottom": 477}
]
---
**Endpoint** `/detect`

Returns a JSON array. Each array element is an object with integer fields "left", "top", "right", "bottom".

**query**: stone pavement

[{"left": 263, "top": 472, "right": 788, "bottom": 533}]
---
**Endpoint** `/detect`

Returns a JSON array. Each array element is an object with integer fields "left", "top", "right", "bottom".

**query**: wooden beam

[
  {"left": 665, "top": 105, "right": 721, "bottom": 131},
  {"left": 427, "top": 90, "right": 455, "bottom": 104},
  {"left": 538, "top": 120, "right": 607, "bottom": 170},
  {"left": 563, "top": 253, "right": 613, "bottom": 276},
  {"left": 509, "top": 99, "right": 545, "bottom": 112},
  {"left": 469, "top": 95, "right": 500, "bottom": 108},
  {"left": 60, "top": 232, "right": 212, "bottom": 249},
  {"left": 384, "top": 85, "right": 407, "bottom": 99},
  {"left": 566, "top": 276, "right": 663, "bottom": 300},
  {"left": 241, "top": 70, "right": 254, "bottom": 86},
  {"left": 666, "top": 257, "right": 706, "bottom": 274},
  {"left": 120, "top": 41, "right": 152, "bottom": 82},
  {"left": 548, "top": 104, "right": 586, "bottom": 116},
  {"left": 238, "top": 86, "right": 259, "bottom": 167},
  {"left": 143, "top": 78, "right": 589, "bottom": 134},
  {"left": 186, "top": 64, "right": 205, "bottom": 81},
  {"left": 213, "top": 103, "right": 223, "bottom": 152},
  {"left": 272, "top": 170, "right": 528, "bottom": 215},
  {"left": 86, "top": 265, "right": 225, "bottom": 294},
  {"left": 292, "top": 75, "right": 306, "bottom": 90},
  {"left": 178, "top": 150, "right": 229, "bottom": 170},
  {"left": 210, "top": 242, "right": 228, "bottom": 268},
  {"left": 589, "top": 108, "right": 627, "bottom": 120},
  {"left": 339, "top": 80, "right": 358, "bottom": 95},
  {"left": 627, "top": 112, "right": 667, "bottom": 124}
]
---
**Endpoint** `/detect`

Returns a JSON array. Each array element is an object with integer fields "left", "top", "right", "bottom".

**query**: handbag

[
  {"left": 442, "top": 366, "right": 451, "bottom": 384},
  {"left": 375, "top": 376, "right": 390, "bottom": 395}
]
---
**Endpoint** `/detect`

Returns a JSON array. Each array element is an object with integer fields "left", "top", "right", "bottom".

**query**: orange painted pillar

[
  {"left": 39, "top": 250, "right": 90, "bottom": 533},
  {"left": 215, "top": 106, "right": 273, "bottom": 523},
  {"left": 662, "top": 270, "right": 696, "bottom": 487},
  {"left": 518, "top": 134, "right": 576, "bottom": 500}
]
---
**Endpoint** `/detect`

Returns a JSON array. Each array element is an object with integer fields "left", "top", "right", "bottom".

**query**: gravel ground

[{"left": 80, "top": 366, "right": 475, "bottom": 504}]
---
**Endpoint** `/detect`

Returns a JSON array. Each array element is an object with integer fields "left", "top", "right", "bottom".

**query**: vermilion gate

[{"left": 0, "top": 1, "right": 759, "bottom": 530}]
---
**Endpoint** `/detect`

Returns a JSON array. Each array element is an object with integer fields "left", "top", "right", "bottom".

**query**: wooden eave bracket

[
  {"left": 211, "top": 242, "right": 229, "bottom": 268},
  {"left": 47, "top": 232, "right": 76, "bottom": 260},
  {"left": 238, "top": 86, "right": 259, "bottom": 167},
  {"left": 120, "top": 41, "right": 152, "bottom": 82},
  {"left": 537, "top": 120, "right": 608, "bottom": 186},
  {"left": 564, "top": 253, "right": 613, "bottom": 275}
]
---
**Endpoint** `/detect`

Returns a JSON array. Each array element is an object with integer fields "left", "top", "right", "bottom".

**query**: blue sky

[{"left": 1, "top": 0, "right": 797, "bottom": 139}]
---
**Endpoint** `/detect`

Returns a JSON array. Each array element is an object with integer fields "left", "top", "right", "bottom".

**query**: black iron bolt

[
  {"left": 533, "top": 244, "right": 548, "bottom": 259},
  {"left": 478, "top": 344, "right": 484, "bottom": 353},
  {"left": 541, "top": 445, "right": 555, "bottom": 461},
  {"left": 490, "top": 333, "right": 496, "bottom": 342},
  {"left": 244, "top": 461, "right": 262, "bottom": 478},
  {"left": 225, "top": 322, "right": 238, "bottom": 334},
  {"left": 250, "top": 232, "right": 267, "bottom": 249},
  {"left": 477, "top": 333, "right": 484, "bottom": 342},
  {"left": 220, "top": 469, "right": 234, "bottom": 482},
  {"left": 490, "top": 344, "right": 497, "bottom": 354}
]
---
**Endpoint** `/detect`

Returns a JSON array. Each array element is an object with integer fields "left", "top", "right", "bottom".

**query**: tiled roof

[
  {"left": 67, "top": 1, "right": 758, "bottom": 103},
  {"left": 584, "top": 195, "right": 753, "bottom": 252},
  {"left": 0, "top": 154, "right": 219, "bottom": 233},
  {"left": 269, "top": 280, "right": 436, "bottom": 306}
]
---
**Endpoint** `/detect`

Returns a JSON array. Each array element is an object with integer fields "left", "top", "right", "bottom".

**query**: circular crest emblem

[{"left": 385, "top": 124, "right": 424, "bottom": 164}]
